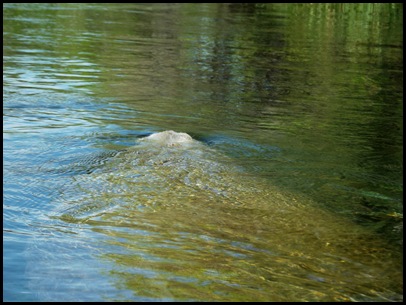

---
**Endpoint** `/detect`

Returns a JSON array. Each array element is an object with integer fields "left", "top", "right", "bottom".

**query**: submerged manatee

[{"left": 47, "top": 130, "right": 402, "bottom": 302}]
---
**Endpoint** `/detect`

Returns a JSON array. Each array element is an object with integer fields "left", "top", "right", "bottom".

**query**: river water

[{"left": 3, "top": 3, "right": 403, "bottom": 302}]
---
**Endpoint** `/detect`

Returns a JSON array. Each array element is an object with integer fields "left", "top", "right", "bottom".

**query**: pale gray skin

[{"left": 143, "top": 130, "right": 194, "bottom": 146}]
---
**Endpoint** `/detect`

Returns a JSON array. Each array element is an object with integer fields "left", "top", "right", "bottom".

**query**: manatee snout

[{"left": 143, "top": 130, "right": 194, "bottom": 146}]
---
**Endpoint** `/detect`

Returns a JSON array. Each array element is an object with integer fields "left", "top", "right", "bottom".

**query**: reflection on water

[{"left": 4, "top": 3, "right": 403, "bottom": 302}]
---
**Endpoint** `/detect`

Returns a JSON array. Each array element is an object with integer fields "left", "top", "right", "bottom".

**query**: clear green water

[{"left": 3, "top": 3, "right": 402, "bottom": 301}]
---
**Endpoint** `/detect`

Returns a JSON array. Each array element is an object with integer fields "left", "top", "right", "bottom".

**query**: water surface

[{"left": 3, "top": 3, "right": 403, "bottom": 302}]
